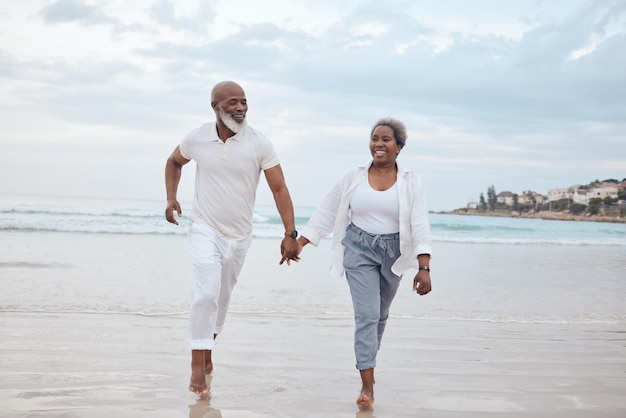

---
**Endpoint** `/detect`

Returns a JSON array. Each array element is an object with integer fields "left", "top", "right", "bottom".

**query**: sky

[{"left": 1, "top": 0, "right": 625, "bottom": 211}]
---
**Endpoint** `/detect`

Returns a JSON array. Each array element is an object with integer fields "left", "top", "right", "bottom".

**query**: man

[{"left": 165, "top": 80, "right": 299, "bottom": 395}]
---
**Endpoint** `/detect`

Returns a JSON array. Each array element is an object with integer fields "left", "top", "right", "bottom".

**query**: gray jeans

[{"left": 342, "top": 223, "right": 401, "bottom": 370}]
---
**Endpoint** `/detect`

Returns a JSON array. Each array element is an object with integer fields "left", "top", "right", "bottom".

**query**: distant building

[
  {"left": 496, "top": 191, "right": 515, "bottom": 206},
  {"left": 589, "top": 184, "right": 619, "bottom": 200},
  {"left": 548, "top": 187, "right": 575, "bottom": 202},
  {"left": 470, "top": 180, "right": 625, "bottom": 211},
  {"left": 547, "top": 182, "right": 622, "bottom": 205},
  {"left": 573, "top": 189, "right": 588, "bottom": 204},
  {"left": 518, "top": 191, "right": 547, "bottom": 206}
]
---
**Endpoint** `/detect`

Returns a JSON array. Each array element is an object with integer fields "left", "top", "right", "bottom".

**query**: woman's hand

[
  {"left": 296, "top": 236, "right": 310, "bottom": 257},
  {"left": 413, "top": 270, "right": 431, "bottom": 295}
]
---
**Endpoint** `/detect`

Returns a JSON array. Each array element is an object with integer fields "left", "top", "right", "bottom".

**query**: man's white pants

[{"left": 187, "top": 221, "right": 252, "bottom": 350}]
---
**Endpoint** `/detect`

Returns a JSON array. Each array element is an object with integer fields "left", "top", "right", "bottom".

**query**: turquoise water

[
  {"left": 1, "top": 193, "right": 625, "bottom": 325},
  {"left": 430, "top": 213, "right": 626, "bottom": 246},
  {"left": 2, "top": 194, "right": 625, "bottom": 246}
]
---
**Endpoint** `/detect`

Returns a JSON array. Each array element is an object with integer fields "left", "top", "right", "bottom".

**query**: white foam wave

[
  {"left": 2, "top": 307, "right": 623, "bottom": 325},
  {"left": 431, "top": 235, "right": 626, "bottom": 246}
]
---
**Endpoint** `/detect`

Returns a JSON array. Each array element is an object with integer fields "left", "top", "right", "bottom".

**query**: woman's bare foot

[
  {"left": 356, "top": 392, "right": 374, "bottom": 407},
  {"left": 356, "top": 368, "right": 375, "bottom": 407}
]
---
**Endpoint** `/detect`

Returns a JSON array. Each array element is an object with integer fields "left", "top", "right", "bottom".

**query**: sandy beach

[{"left": 1, "top": 231, "right": 625, "bottom": 417}]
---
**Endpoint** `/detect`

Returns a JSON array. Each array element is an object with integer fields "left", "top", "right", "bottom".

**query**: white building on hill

[{"left": 549, "top": 183, "right": 622, "bottom": 204}]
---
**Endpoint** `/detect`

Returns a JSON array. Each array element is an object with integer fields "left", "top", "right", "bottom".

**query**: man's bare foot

[
  {"left": 204, "top": 350, "right": 213, "bottom": 375},
  {"left": 189, "top": 350, "right": 208, "bottom": 396},
  {"left": 189, "top": 366, "right": 208, "bottom": 396},
  {"left": 204, "top": 334, "right": 217, "bottom": 375}
]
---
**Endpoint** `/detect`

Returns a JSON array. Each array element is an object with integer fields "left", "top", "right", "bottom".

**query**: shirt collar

[
  {"left": 359, "top": 160, "right": 413, "bottom": 175},
  {"left": 210, "top": 122, "right": 245, "bottom": 142}
]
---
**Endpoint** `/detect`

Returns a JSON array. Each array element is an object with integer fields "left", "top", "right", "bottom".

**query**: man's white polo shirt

[{"left": 179, "top": 122, "right": 279, "bottom": 239}]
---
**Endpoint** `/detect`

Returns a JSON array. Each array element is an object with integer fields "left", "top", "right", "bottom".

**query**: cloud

[
  {"left": 129, "top": 0, "right": 625, "bottom": 133},
  {"left": 13, "top": 0, "right": 623, "bottom": 140},
  {"left": 40, "top": 0, "right": 116, "bottom": 25},
  {"left": 1, "top": 0, "right": 624, "bottom": 210},
  {"left": 149, "top": 0, "right": 216, "bottom": 33}
]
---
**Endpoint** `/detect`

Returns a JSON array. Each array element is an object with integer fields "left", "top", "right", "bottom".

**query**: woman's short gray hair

[{"left": 370, "top": 117, "right": 407, "bottom": 148}]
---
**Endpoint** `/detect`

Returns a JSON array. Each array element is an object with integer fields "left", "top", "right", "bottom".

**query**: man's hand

[
  {"left": 279, "top": 236, "right": 300, "bottom": 265},
  {"left": 165, "top": 199, "right": 182, "bottom": 225},
  {"left": 413, "top": 270, "right": 432, "bottom": 295}
]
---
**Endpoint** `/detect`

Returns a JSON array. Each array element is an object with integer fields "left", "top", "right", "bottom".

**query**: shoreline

[
  {"left": 436, "top": 209, "right": 626, "bottom": 224},
  {"left": 1, "top": 231, "right": 625, "bottom": 417},
  {"left": 2, "top": 311, "right": 625, "bottom": 417}
]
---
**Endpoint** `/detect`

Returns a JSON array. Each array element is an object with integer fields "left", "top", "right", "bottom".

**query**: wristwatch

[
  {"left": 418, "top": 266, "right": 430, "bottom": 272},
  {"left": 285, "top": 230, "right": 298, "bottom": 239}
]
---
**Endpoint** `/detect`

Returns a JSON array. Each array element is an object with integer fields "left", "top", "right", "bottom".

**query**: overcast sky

[{"left": 1, "top": 0, "right": 625, "bottom": 211}]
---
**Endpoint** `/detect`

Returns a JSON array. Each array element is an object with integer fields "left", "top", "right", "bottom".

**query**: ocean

[
  {"left": 1, "top": 193, "right": 625, "bottom": 326},
  {"left": 2, "top": 193, "right": 625, "bottom": 246}
]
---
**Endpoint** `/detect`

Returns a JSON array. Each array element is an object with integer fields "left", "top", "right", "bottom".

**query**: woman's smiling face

[{"left": 370, "top": 125, "right": 401, "bottom": 165}]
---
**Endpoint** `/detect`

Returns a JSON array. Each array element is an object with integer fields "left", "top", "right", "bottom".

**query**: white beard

[{"left": 219, "top": 108, "right": 247, "bottom": 134}]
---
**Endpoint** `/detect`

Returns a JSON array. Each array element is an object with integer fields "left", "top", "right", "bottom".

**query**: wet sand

[
  {"left": 2, "top": 307, "right": 626, "bottom": 417},
  {"left": 1, "top": 233, "right": 625, "bottom": 417}
]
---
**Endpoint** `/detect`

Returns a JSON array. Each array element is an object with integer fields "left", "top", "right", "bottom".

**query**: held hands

[
  {"left": 413, "top": 270, "right": 432, "bottom": 296},
  {"left": 279, "top": 236, "right": 309, "bottom": 266},
  {"left": 279, "top": 236, "right": 300, "bottom": 265},
  {"left": 165, "top": 199, "right": 182, "bottom": 225}
]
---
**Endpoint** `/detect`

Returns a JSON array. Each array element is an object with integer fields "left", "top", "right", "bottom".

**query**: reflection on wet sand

[
  {"left": 189, "top": 397, "right": 222, "bottom": 418},
  {"left": 189, "top": 375, "right": 222, "bottom": 418},
  {"left": 356, "top": 405, "right": 376, "bottom": 418}
]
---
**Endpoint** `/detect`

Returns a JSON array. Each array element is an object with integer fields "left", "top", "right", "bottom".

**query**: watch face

[{"left": 290, "top": 230, "right": 298, "bottom": 239}]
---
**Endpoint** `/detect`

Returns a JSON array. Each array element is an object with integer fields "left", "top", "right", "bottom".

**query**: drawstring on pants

[
  {"left": 348, "top": 223, "right": 398, "bottom": 259},
  {"left": 370, "top": 235, "right": 396, "bottom": 258}
]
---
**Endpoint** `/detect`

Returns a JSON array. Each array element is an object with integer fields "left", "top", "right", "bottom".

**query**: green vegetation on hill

[{"left": 456, "top": 179, "right": 626, "bottom": 220}]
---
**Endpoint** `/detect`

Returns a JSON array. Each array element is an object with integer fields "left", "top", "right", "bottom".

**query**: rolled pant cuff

[
  {"left": 187, "top": 338, "right": 216, "bottom": 351},
  {"left": 356, "top": 361, "right": 376, "bottom": 370}
]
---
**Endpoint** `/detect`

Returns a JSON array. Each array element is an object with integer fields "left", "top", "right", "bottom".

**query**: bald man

[{"left": 165, "top": 81, "right": 299, "bottom": 395}]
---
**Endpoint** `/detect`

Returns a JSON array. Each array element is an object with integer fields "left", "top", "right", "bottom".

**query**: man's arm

[
  {"left": 264, "top": 164, "right": 299, "bottom": 265},
  {"left": 165, "top": 146, "right": 190, "bottom": 225}
]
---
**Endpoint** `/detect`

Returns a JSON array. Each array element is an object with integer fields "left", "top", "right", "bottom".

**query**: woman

[{"left": 297, "top": 117, "right": 432, "bottom": 407}]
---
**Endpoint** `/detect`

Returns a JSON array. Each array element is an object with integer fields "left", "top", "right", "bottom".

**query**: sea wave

[
  {"left": 3, "top": 224, "right": 624, "bottom": 245},
  {"left": 2, "top": 200, "right": 626, "bottom": 245},
  {"left": 431, "top": 235, "right": 626, "bottom": 246},
  {"left": 1, "top": 307, "right": 623, "bottom": 325}
]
